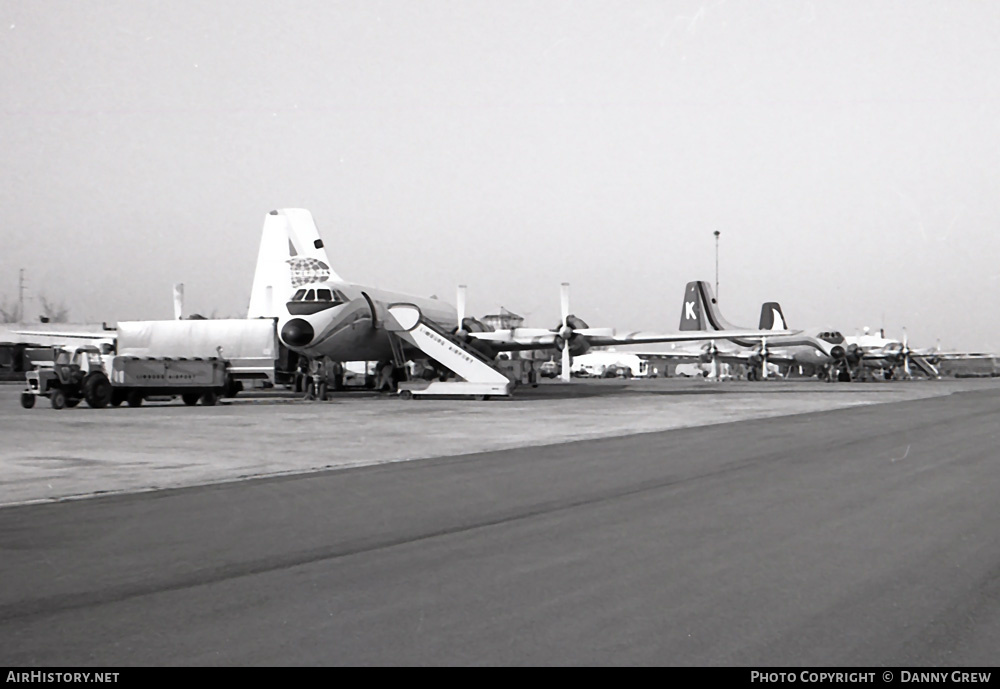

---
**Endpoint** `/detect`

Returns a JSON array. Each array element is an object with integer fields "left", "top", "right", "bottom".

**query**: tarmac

[
  {"left": 1, "top": 376, "right": 998, "bottom": 665},
  {"left": 0, "top": 377, "right": 989, "bottom": 507}
]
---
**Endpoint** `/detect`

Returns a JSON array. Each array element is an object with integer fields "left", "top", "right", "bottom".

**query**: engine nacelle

[
  {"left": 458, "top": 317, "right": 490, "bottom": 334},
  {"left": 845, "top": 343, "right": 863, "bottom": 364},
  {"left": 553, "top": 333, "right": 591, "bottom": 357},
  {"left": 569, "top": 336, "right": 591, "bottom": 357},
  {"left": 552, "top": 315, "right": 592, "bottom": 356}
]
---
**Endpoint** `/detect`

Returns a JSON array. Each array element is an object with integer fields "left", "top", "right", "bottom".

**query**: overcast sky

[{"left": 2, "top": 1, "right": 998, "bottom": 350}]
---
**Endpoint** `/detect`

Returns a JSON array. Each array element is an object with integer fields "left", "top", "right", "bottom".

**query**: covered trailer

[{"left": 116, "top": 319, "right": 281, "bottom": 388}]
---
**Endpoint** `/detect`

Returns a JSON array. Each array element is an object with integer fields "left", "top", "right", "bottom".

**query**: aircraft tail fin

[
  {"left": 247, "top": 209, "right": 341, "bottom": 318},
  {"left": 758, "top": 302, "right": 788, "bottom": 331},
  {"left": 679, "top": 280, "right": 744, "bottom": 331}
]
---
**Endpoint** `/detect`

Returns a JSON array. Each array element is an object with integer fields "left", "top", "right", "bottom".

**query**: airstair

[
  {"left": 907, "top": 355, "right": 940, "bottom": 379},
  {"left": 384, "top": 304, "right": 512, "bottom": 399}
]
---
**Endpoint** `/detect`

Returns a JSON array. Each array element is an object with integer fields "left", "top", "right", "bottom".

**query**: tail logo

[
  {"left": 287, "top": 257, "right": 331, "bottom": 287},
  {"left": 685, "top": 301, "right": 697, "bottom": 321},
  {"left": 771, "top": 308, "right": 786, "bottom": 330}
]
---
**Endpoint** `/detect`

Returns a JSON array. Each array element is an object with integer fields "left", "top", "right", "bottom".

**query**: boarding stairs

[
  {"left": 907, "top": 354, "right": 939, "bottom": 379},
  {"left": 383, "top": 304, "right": 512, "bottom": 399}
]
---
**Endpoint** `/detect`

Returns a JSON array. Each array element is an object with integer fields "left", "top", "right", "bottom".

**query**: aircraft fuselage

[
  {"left": 277, "top": 281, "right": 457, "bottom": 361},
  {"left": 725, "top": 328, "right": 845, "bottom": 367}
]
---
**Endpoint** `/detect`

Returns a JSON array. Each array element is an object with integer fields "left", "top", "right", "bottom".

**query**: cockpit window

[
  {"left": 819, "top": 331, "right": 845, "bottom": 344},
  {"left": 289, "top": 286, "right": 347, "bottom": 306}
]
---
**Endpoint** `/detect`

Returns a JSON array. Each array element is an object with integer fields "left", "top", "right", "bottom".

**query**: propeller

[
  {"left": 552, "top": 283, "right": 614, "bottom": 382},
  {"left": 748, "top": 337, "right": 770, "bottom": 380},
  {"left": 558, "top": 282, "right": 572, "bottom": 382},
  {"left": 455, "top": 284, "right": 468, "bottom": 341},
  {"left": 842, "top": 342, "right": 863, "bottom": 380},
  {"left": 708, "top": 339, "right": 720, "bottom": 380},
  {"left": 901, "top": 328, "right": 912, "bottom": 379}
]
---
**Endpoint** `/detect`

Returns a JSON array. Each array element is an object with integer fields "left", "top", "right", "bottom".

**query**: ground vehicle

[
  {"left": 571, "top": 352, "right": 650, "bottom": 378},
  {"left": 602, "top": 364, "right": 633, "bottom": 379},
  {"left": 22, "top": 346, "right": 112, "bottom": 409},
  {"left": 21, "top": 346, "right": 230, "bottom": 409},
  {"left": 539, "top": 360, "right": 560, "bottom": 378}
]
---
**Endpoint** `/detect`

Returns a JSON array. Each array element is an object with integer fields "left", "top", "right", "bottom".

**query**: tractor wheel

[
  {"left": 20, "top": 392, "right": 35, "bottom": 409},
  {"left": 84, "top": 373, "right": 113, "bottom": 409},
  {"left": 50, "top": 389, "right": 67, "bottom": 410}
]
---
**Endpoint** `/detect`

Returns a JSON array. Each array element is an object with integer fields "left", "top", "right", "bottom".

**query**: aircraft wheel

[
  {"left": 20, "top": 392, "right": 35, "bottom": 409},
  {"left": 182, "top": 393, "right": 200, "bottom": 406},
  {"left": 126, "top": 391, "right": 144, "bottom": 407},
  {"left": 50, "top": 389, "right": 67, "bottom": 410},
  {"left": 201, "top": 391, "right": 219, "bottom": 406}
]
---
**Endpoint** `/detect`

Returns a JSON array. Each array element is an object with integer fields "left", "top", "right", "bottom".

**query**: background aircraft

[
  {"left": 677, "top": 282, "right": 996, "bottom": 381},
  {"left": 844, "top": 327, "right": 996, "bottom": 380},
  {"left": 673, "top": 281, "right": 859, "bottom": 381}
]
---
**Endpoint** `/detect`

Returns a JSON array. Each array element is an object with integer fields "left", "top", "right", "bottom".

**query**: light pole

[{"left": 713, "top": 230, "right": 720, "bottom": 301}]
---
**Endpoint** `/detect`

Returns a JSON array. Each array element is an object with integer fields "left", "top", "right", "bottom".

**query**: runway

[{"left": 1, "top": 381, "right": 998, "bottom": 665}]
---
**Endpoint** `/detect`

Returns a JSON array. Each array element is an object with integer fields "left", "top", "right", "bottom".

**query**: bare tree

[
  {"left": 38, "top": 296, "right": 70, "bottom": 323},
  {"left": 0, "top": 297, "right": 21, "bottom": 323}
]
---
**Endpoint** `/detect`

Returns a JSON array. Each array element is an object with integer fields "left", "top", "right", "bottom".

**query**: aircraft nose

[{"left": 281, "top": 318, "right": 315, "bottom": 347}]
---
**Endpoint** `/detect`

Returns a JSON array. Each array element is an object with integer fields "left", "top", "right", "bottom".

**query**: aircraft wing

[
  {"left": 583, "top": 329, "right": 798, "bottom": 348},
  {"left": 468, "top": 328, "right": 799, "bottom": 352},
  {"left": 859, "top": 346, "right": 996, "bottom": 363},
  {"left": 926, "top": 351, "right": 996, "bottom": 361},
  {"left": 7, "top": 328, "right": 115, "bottom": 348}
]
